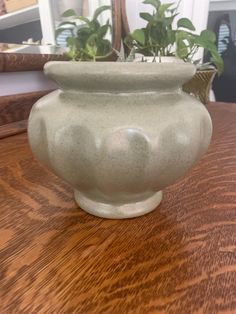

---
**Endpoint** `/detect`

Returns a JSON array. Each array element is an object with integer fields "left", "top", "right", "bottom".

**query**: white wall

[
  {"left": 210, "top": 0, "right": 236, "bottom": 12},
  {"left": 126, "top": 0, "right": 210, "bottom": 32}
]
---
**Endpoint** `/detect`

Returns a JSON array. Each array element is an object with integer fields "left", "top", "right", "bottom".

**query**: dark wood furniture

[
  {"left": 0, "top": 103, "right": 235, "bottom": 313},
  {"left": 0, "top": 52, "right": 67, "bottom": 72},
  {"left": 0, "top": 52, "right": 63, "bottom": 137},
  {"left": 0, "top": 90, "right": 50, "bottom": 139}
]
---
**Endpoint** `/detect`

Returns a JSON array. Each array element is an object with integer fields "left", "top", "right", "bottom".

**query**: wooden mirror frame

[
  {"left": 0, "top": 0, "right": 122, "bottom": 72},
  {"left": 100, "top": 0, "right": 122, "bottom": 61},
  {"left": 120, "top": 0, "right": 130, "bottom": 56},
  {"left": 121, "top": 0, "right": 130, "bottom": 38}
]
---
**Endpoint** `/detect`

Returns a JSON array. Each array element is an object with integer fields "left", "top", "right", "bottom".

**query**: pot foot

[{"left": 74, "top": 191, "right": 163, "bottom": 219}]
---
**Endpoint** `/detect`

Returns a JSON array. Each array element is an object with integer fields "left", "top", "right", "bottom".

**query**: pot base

[{"left": 74, "top": 191, "right": 163, "bottom": 219}]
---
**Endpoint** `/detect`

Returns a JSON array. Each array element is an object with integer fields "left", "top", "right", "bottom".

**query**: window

[{"left": 218, "top": 22, "right": 231, "bottom": 53}]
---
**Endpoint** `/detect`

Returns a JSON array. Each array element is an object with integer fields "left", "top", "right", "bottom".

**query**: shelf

[
  {"left": 0, "top": 5, "right": 39, "bottom": 30},
  {"left": 209, "top": 0, "right": 236, "bottom": 11}
]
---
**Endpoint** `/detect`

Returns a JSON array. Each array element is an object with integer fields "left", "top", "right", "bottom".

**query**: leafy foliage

[
  {"left": 124, "top": 0, "right": 224, "bottom": 73},
  {"left": 113, "top": 47, "right": 137, "bottom": 62},
  {"left": 56, "top": 6, "right": 112, "bottom": 61}
]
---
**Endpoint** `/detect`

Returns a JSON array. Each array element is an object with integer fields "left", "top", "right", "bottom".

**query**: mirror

[
  {"left": 207, "top": 0, "right": 236, "bottom": 102},
  {"left": 0, "top": 0, "right": 122, "bottom": 70},
  {"left": 53, "top": 0, "right": 112, "bottom": 44},
  {"left": 52, "top": 0, "right": 116, "bottom": 60}
]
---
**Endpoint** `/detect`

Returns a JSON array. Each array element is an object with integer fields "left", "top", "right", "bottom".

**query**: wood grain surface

[
  {"left": 0, "top": 103, "right": 236, "bottom": 314},
  {"left": 0, "top": 52, "right": 67, "bottom": 72},
  {"left": 0, "top": 120, "right": 27, "bottom": 140},
  {"left": 0, "top": 91, "right": 50, "bottom": 126}
]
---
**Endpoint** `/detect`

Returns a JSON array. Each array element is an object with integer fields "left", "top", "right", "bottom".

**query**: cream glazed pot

[{"left": 28, "top": 60, "right": 212, "bottom": 219}]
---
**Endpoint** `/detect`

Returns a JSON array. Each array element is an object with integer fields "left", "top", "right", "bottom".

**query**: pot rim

[
  {"left": 44, "top": 61, "right": 196, "bottom": 93},
  {"left": 45, "top": 60, "right": 195, "bottom": 74}
]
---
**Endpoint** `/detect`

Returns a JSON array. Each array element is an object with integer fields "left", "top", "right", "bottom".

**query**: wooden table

[{"left": 0, "top": 103, "right": 236, "bottom": 314}]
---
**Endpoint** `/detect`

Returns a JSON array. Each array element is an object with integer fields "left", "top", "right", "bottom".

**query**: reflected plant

[
  {"left": 124, "top": 0, "right": 224, "bottom": 73},
  {"left": 56, "top": 6, "right": 112, "bottom": 61}
]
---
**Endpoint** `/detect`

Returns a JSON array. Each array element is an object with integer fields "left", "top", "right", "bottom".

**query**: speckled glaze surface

[{"left": 28, "top": 61, "right": 212, "bottom": 219}]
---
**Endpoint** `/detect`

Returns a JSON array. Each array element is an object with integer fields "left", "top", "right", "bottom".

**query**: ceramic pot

[{"left": 28, "top": 61, "right": 212, "bottom": 219}]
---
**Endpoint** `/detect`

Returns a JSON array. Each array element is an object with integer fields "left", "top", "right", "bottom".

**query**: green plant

[
  {"left": 56, "top": 6, "right": 112, "bottom": 61},
  {"left": 113, "top": 47, "right": 136, "bottom": 62},
  {"left": 124, "top": 0, "right": 224, "bottom": 73}
]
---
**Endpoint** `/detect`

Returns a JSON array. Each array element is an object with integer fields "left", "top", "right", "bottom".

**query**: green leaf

[
  {"left": 167, "top": 30, "right": 176, "bottom": 45},
  {"left": 55, "top": 4, "right": 112, "bottom": 61},
  {"left": 89, "top": 19, "right": 101, "bottom": 31},
  {"left": 143, "top": 0, "right": 161, "bottom": 9},
  {"left": 176, "top": 40, "right": 189, "bottom": 59},
  {"left": 66, "top": 37, "right": 77, "bottom": 47},
  {"left": 140, "top": 12, "right": 153, "bottom": 23},
  {"left": 164, "top": 14, "right": 178, "bottom": 26},
  {"left": 62, "top": 9, "right": 77, "bottom": 18},
  {"left": 93, "top": 5, "right": 111, "bottom": 21},
  {"left": 76, "top": 16, "right": 90, "bottom": 24},
  {"left": 210, "top": 50, "right": 224, "bottom": 74},
  {"left": 195, "top": 35, "right": 216, "bottom": 50},
  {"left": 159, "top": 3, "right": 174, "bottom": 15},
  {"left": 194, "top": 32, "right": 224, "bottom": 74},
  {"left": 177, "top": 18, "right": 196, "bottom": 31},
  {"left": 64, "top": 50, "right": 78, "bottom": 61},
  {"left": 97, "top": 24, "right": 110, "bottom": 38},
  {"left": 77, "top": 26, "right": 92, "bottom": 35},
  {"left": 200, "top": 30, "right": 216, "bottom": 43},
  {"left": 123, "top": 34, "right": 134, "bottom": 48},
  {"left": 131, "top": 29, "right": 146, "bottom": 46},
  {"left": 176, "top": 30, "right": 192, "bottom": 42},
  {"left": 86, "top": 42, "right": 98, "bottom": 58},
  {"left": 87, "top": 33, "right": 98, "bottom": 45},
  {"left": 97, "top": 39, "right": 111, "bottom": 56},
  {"left": 176, "top": 31, "right": 191, "bottom": 59}
]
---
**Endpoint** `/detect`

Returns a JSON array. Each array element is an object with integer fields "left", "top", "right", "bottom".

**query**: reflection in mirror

[
  {"left": 207, "top": 0, "right": 236, "bottom": 102},
  {"left": 0, "top": 0, "right": 114, "bottom": 57},
  {"left": 0, "top": 0, "right": 42, "bottom": 47},
  {"left": 53, "top": 0, "right": 112, "bottom": 22},
  {"left": 0, "top": 42, "right": 65, "bottom": 54},
  {"left": 53, "top": 0, "right": 113, "bottom": 60}
]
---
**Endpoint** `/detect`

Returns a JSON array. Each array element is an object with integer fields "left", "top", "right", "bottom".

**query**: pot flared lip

[
  {"left": 44, "top": 61, "right": 196, "bottom": 93},
  {"left": 45, "top": 60, "right": 195, "bottom": 75}
]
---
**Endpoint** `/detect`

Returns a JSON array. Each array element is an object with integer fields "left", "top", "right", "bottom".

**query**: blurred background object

[
  {"left": 0, "top": 0, "right": 7, "bottom": 15},
  {"left": 4, "top": 0, "right": 37, "bottom": 13},
  {"left": 207, "top": 0, "right": 236, "bottom": 102}
]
